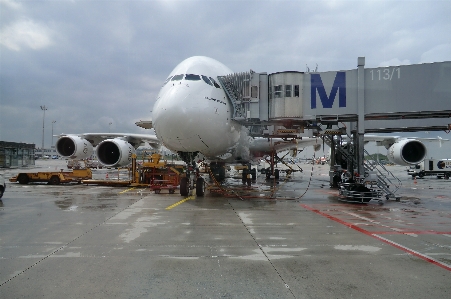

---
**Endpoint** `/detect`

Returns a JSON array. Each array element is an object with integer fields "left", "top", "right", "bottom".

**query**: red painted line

[
  {"left": 371, "top": 231, "right": 451, "bottom": 235},
  {"left": 301, "top": 204, "right": 451, "bottom": 272}
]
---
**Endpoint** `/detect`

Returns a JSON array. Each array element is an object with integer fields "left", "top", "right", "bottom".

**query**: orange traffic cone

[
  {"left": 414, "top": 177, "right": 417, "bottom": 184},
  {"left": 106, "top": 173, "right": 109, "bottom": 180}
]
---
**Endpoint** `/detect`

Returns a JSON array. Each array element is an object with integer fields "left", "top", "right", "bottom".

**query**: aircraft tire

[
  {"left": 251, "top": 168, "right": 256, "bottom": 180},
  {"left": 196, "top": 177, "right": 205, "bottom": 196},
  {"left": 266, "top": 169, "right": 271, "bottom": 180},
  {"left": 180, "top": 177, "right": 189, "bottom": 196}
]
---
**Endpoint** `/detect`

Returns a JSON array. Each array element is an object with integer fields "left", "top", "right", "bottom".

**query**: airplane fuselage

[{"left": 152, "top": 56, "right": 241, "bottom": 159}]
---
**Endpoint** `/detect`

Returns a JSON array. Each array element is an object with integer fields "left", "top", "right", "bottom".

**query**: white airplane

[
  {"left": 55, "top": 56, "right": 447, "bottom": 196},
  {"left": 55, "top": 56, "right": 320, "bottom": 196}
]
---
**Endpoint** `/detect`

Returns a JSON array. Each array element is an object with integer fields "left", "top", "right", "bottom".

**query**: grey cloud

[{"left": 1, "top": 0, "right": 450, "bottom": 153}]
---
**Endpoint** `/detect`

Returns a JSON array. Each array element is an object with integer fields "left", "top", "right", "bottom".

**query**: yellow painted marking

[
  {"left": 165, "top": 195, "right": 195, "bottom": 210},
  {"left": 119, "top": 187, "right": 136, "bottom": 194}
]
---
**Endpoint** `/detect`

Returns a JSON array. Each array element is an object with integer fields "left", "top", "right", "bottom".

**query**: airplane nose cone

[
  {"left": 152, "top": 86, "right": 204, "bottom": 150},
  {"left": 152, "top": 82, "right": 238, "bottom": 155}
]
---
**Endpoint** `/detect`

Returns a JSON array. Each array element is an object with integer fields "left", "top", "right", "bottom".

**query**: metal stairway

[
  {"left": 321, "top": 134, "right": 402, "bottom": 199},
  {"left": 217, "top": 72, "right": 252, "bottom": 121}
]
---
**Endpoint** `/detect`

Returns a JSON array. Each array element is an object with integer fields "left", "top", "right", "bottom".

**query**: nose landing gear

[{"left": 178, "top": 151, "right": 205, "bottom": 197}]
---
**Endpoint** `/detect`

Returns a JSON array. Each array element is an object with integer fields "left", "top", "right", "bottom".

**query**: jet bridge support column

[{"left": 356, "top": 57, "right": 365, "bottom": 177}]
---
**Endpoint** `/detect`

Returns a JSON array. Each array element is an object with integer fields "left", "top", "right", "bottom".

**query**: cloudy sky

[{"left": 1, "top": 0, "right": 450, "bottom": 157}]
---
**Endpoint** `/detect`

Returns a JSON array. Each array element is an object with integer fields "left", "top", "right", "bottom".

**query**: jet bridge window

[
  {"left": 251, "top": 85, "right": 258, "bottom": 98},
  {"left": 209, "top": 77, "right": 221, "bottom": 88},
  {"left": 202, "top": 75, "right": 213, "bottom": 86},
  {"left": 274, "top": 85, "right": 282, "bottom": 98},
  {"left": 185, "top": 74, "right": 201, "bottom": 81},
  {"left": 171, "top": 74, "right": 184, "bottom": 81},
  {"left": 285, "top": 85, "right": 292, "bottom": 97},
  {"left": 294, "top": 85, "right": 299, "bottom": 97}
]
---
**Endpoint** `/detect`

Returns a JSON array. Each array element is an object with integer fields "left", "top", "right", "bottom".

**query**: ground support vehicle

[
  {"left": 338, "top": 183, "right": 382, "bottom": 203},
  {"left": 9, "top": 169, "right": 92, "bottom": 185},
  {"left": 408, "top": 159, "right": 451, "bottom": 179},
  {"left": 138, "top": 154, "right": 183, "bottom": 194},
  {"left": 82, "top": 154, "right": 184, "bottom": 191},
  {"left": 148, "top": 166, "right": 181, "bottom": 194}
]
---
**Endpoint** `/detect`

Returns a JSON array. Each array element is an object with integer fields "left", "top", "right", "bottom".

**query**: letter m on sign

[{"left": 311, "top": 72, "right": 346, "bottom": 109}]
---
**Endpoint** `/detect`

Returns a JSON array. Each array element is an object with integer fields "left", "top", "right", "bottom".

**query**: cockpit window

[
  {"left": 209, "top": 77, "right": 221, "bottom": 88},
  {"left": 171, "top": 74, "right": 184, "bottom": 81},
  {"left": 163, "top": 76, "right": 173, "bottom": 86},
  {"left": 202, "top": 75, "right": 213, "bottom": 86},
  {"left": 185, "top": 74, "right": 201, "bottom": 81}
]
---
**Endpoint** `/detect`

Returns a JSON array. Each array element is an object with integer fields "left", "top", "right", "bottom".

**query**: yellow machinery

[
  {"left": 81, "top": 153, "right": 185, "bottom": 190},
  {"left": 131, "top": 154, "right": 184, "bottom": 193},
  {"left": 10, "top": 168, "right": 92, "bottom": 185},
  {"left": 10, "top": 154, "right": 184, "bottom": 191}
]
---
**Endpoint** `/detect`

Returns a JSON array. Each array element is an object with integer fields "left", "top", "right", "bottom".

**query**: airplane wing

[
  {"left": 55, "top": 133, "right": 160, "bottom": 167},
  {"left": 57, "top": 133, "right": 159, "bottom": 147},
  {"left": 362, "top": 134, "right": 449, "bottom": 166},
  {"left": 364, "top": 134, "right": 448, "bottom": 148}
]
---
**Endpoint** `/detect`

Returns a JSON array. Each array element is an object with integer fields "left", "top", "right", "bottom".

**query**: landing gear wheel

[
  {"left": 49, "top": 175, "right": 60, "bottom": 185},
  {"left": 180, "top": 177, "right": 189, "bottom": 196},
  {"left": 196, "top": 177, "right": 205, "bottom": 196},
  {"left": 18, "top": 174, "right": 29, "bottom": 185}
]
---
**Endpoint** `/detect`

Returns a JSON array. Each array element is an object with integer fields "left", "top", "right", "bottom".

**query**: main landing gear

[
  {"left": 263, "top": 152, "right": 281, "bottom": 181},
  {"left": 241, "top": 164, "right": 256, "bottom": 186},
  {"left": 178, "top": 151, "right": 205, "bottom": 197}
]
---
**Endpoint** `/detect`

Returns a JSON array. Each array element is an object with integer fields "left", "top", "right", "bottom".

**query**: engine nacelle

[
  {"left": 56, "top": 136, "right": 93, "bottom": 159},
  {"left": 386, "top": 139, "right": 427, "bottom": 166},
  {"left": 96, "top": 138, "right": 135, "bottom": 167}
]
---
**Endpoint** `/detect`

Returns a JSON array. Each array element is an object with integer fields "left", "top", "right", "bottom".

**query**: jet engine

[
  {"left": 96, "top": 138, "right": 136, "bottom": 168},
  {"left": 56, "top": 136, "right": 93, "bottom": 159},
  {"left": 386, "top": 139, "right": 427, "bottom": 166}
]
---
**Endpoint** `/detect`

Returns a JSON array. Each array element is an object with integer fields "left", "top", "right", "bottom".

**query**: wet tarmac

[{"left": 0, "top": 159, "right": 450, "bottom": 298}]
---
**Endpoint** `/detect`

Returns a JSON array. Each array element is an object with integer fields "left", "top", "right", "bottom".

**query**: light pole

[
  {"left": 51, "top": 120, "right": 56, "bottom": 150},
  {"left": 40, "top": 105, "right": 47, "bottom": 157}
]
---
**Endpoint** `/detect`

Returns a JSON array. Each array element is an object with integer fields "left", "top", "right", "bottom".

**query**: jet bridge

[
  {"left": 218, "top": 58, "right": 451, "bottom": 135},
  {"left": 217, "top": 58, "right": 451, "bottom": 201}
]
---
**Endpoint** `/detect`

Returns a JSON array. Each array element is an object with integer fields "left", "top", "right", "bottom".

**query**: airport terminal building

[{"left": 0, "top": 141, "right": 35, "bottom": 168}]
